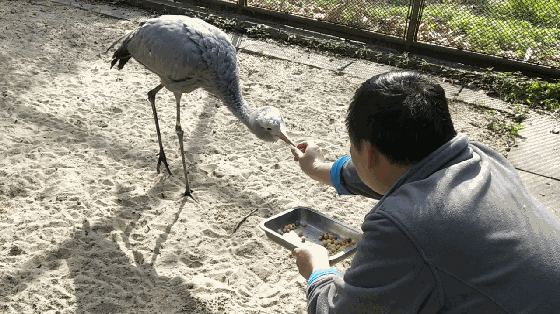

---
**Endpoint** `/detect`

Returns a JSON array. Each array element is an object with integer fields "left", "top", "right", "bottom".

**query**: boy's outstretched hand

[{"left": 290, "top": 141, "right": 334, "bottom": 186}]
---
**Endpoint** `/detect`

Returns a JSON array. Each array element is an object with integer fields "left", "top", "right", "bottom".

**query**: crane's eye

[{"left": 267, "top": 127, "right": 272, "bottom": 130}]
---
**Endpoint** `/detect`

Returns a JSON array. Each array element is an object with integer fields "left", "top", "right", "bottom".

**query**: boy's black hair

[{"left": 346, "top": 71, "right": 457, "bottom": 166}]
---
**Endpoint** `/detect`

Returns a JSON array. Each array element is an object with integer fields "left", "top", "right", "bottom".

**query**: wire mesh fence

[
  {"left": 417, "top": 0, "right": 560, "bottom": 68},
  {"left": 245, "top": 0, "right": 410, "bottom": 38},
  {"left": 188, "top": 0, "right": 559, "bottom": 69}
]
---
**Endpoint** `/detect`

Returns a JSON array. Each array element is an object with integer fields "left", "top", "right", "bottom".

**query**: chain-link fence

[
  {"left": 224, "top": 0, "right": 559, "bottom": 68},
  {"left": 417, "top": 0, "right": 560, "bottom": 68},
  {"left": 245, "top": 0, "right": 410, "bottom": 38}
]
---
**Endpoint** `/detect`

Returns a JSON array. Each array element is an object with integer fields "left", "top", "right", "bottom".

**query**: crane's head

[{"left": 250, "top": 107, "right": 294, "bottom": 147}]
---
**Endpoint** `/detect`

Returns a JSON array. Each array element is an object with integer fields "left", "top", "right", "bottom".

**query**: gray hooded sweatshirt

[{"left": 308, "top": 134, "right": 560, "bottom": 313}]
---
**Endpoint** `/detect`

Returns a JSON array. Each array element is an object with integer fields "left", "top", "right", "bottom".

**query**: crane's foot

[
  {"left": 183, "top": 188, "right": 195, "bottom": 201},
  {"left": 156, "top": 149, "right": 172, "bottom": 176}
]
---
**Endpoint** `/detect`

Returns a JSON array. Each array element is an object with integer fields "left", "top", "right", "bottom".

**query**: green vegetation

[
  {"left": 523, "top": 80, "right": 560, "bottom": 111},
  {"left": 486, "top": 109, "right": 526, "bottom": 140},
  {"left": 314, "top": 0, "right": 341, "bottom": 10},
  {"left": 313, "top": 0, "right": 409, "bottom": 34},
  {"left": 274, "top": 0, "right": 560, "bottom": 67},
  {"left": 257, "top": 0, "right": 296, "bottom": 13},
  {"left": 483, "top": 70, "right": 560, "bottom": 111},
  {"left": 490, "top": 122, "right": 526, "bottom": 139},
  {"left": 420, "top": 0, "right": 560, "bottom": 66},
  {"left": 246, "top": 24, "right": 269, "bottom": 37},
  {"left": 513, "top": 104, "right": 528, "bottom": 122},
  {"left": 508, "top": 0, "right": 560, "bottom": 27}
]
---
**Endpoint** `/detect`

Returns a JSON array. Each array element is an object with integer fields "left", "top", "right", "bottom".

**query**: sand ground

[{"left": 0, "top": 1, "right": 512, "bottom": 313}]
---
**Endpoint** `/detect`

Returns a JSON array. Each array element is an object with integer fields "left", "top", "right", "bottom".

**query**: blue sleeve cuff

[
  {"left": 308, "top": 268, "right": 339, "bottom": 288},
  {"left": 330, "top": 156, "right": 352, "bottom": 195}
]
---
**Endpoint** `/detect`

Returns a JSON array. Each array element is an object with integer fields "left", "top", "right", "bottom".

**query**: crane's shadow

[
  {"left": 1, "top": 71, "right": 284, "bottom": 314},
  {"left": 0, "top": 88, "right": 284, "bottom": 312},
  {"left": 0, "top": 186, "right": 218, "bottom": 313}
]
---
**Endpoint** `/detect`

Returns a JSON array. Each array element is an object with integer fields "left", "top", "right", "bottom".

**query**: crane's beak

[
  {"left": 278, "top": 123, "right": 295, "bottom": 147},
  {"left": 279, "top": 132, "right": 295, "bottom": 147}
]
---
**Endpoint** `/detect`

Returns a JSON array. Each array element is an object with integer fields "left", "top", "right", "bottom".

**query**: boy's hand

[
  {"left": 290, "top": 140, "right": 334, "bottom": 186},
  {"left": 292, "top": 243, "right": 330, "bottom": 280},
  {"left": 291, "top": 141, "right": 324, "bottom": 174}
]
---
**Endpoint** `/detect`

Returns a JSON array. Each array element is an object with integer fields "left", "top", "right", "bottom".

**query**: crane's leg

[
  {"left": 147, "top": 84, "right": 172, "bottom": 175},
  {"left": 173, "top": 92, "right": 193, "bottom": 199}
]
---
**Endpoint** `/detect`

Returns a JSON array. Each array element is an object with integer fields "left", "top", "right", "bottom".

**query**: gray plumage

[{"left": 107, "top": 15, "right": 293, "bottom": 198}]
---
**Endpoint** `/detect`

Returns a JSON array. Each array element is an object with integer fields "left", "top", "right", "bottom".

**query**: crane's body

[{"left": 107, "top": 15, "right": 293, "bottom": 198}]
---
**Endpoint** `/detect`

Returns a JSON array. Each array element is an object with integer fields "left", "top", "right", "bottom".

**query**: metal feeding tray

[{"left": 259, "top": 206, "right": 363, "bottom": 265}]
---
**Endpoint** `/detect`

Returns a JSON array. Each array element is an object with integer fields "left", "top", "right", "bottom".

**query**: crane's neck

[
  {"left": 199, "top": 34, "right": 257, "bottom": 134},
  {"left": 219, "top": 84, "right": 255, "bottom": 133},
  {"left": 227, "top": 94, "right": 253, "bottom": 124},
  {"left": 219, "top": 82, "right": 257, "bottom": 133}
]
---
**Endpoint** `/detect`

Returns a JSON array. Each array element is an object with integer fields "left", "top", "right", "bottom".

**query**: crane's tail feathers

[
  {"left": 107, "top": 30, "right": 137, "bottom": 70},
  {"left": 105, "top": 30, "right": 134, "bottom": 54},
  {"left": 110, "top": 56, "right": 132, "bottom": 70}
]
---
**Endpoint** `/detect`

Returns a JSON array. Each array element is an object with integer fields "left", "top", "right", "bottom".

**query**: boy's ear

[{"left": 364, "top": 141, "right": 379, "bottom": 170}]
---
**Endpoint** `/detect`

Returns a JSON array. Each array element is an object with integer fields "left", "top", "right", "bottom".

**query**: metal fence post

[
  {"left": 405, "top": 0, "right": 423, "bottom": 49},
  {"left": 238, "top": 0, "right": 246, "bottom": 13}
]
